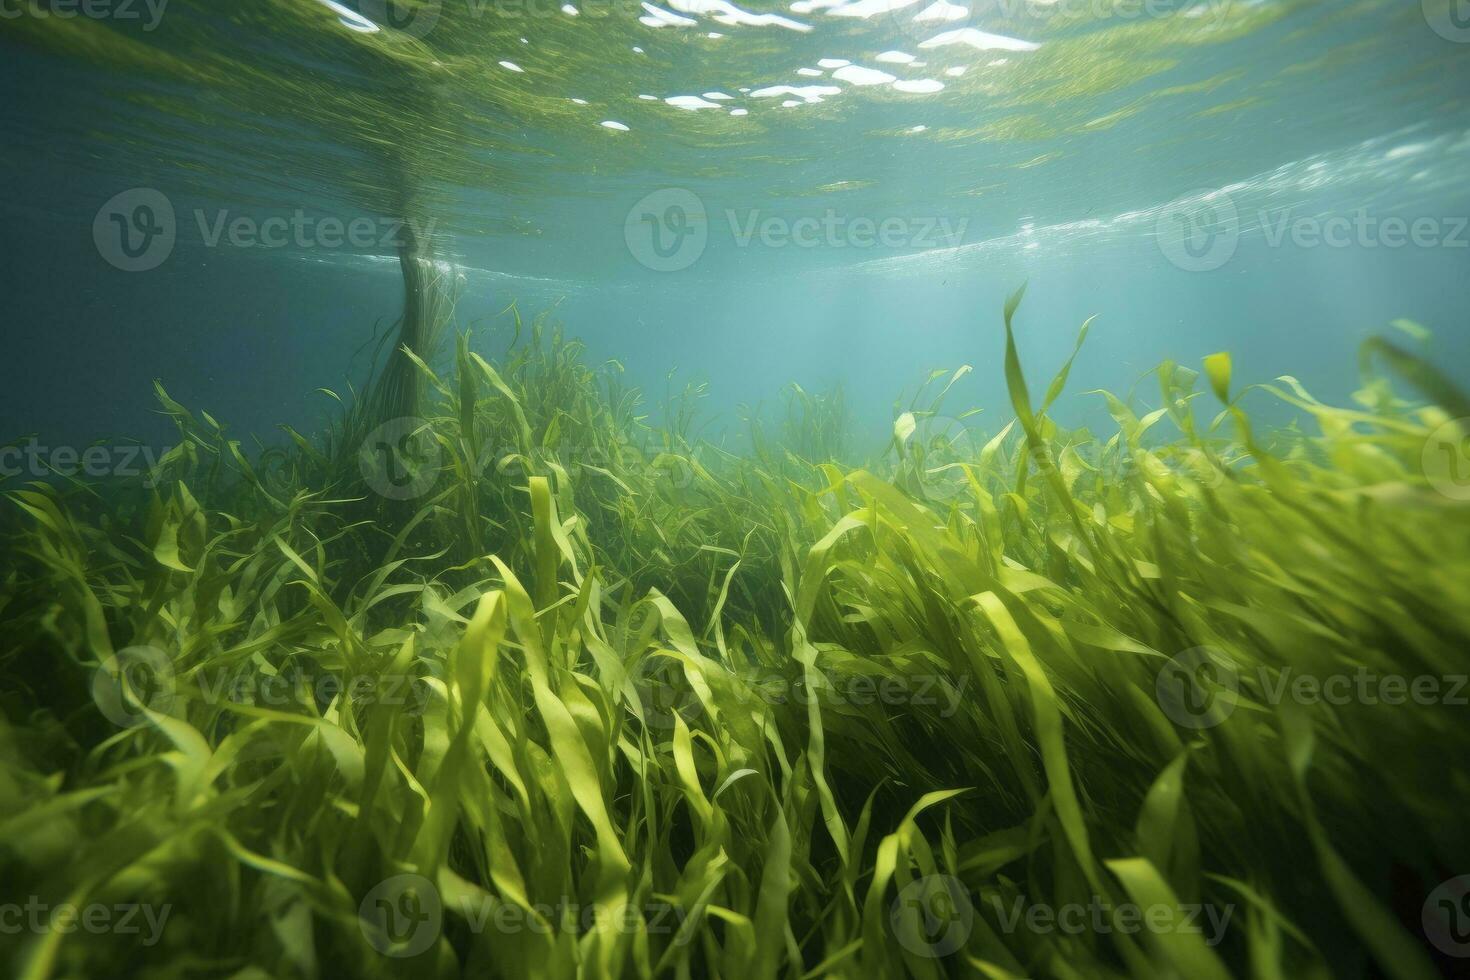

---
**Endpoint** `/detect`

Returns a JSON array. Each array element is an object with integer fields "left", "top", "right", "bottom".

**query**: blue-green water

[{"left": 2, "top": 0, "right": 1468, "bottom": 454}]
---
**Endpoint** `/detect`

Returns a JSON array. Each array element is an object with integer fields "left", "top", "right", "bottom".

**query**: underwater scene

[{"left": 3, "top": 0, "right": 1470, "bottom": 977}]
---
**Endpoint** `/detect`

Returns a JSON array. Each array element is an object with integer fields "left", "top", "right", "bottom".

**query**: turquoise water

[{"left": 2, "top": 0, "right": 1468, "bottom": 449}]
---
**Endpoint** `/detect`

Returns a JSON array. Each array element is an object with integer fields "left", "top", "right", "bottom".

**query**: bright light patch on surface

[
  {"left": 600, "top": 120, "right": 630, "bottom": 130},
  {"left": 893, "top": 78, "right": 943, "bottom": 93},
  {"left": 730, "top": 107, "right": 749, "bottom": 115},
  {"left": 797, "top": 68, "right": 823, "bottom": 76},
  {"left": 666, "top": 95, "right": 724, "bottom": 109},
  {"left": 640, "top": 3, "right": 699, "bottom": 26},
  {"left": 817, "top": 58, "right": 850, "bottom": 68},
  {"left": 826, "top": 0, "right": 922, "bottom": 18},
  {"left": 752, "top": 83, "right": 842, "bottom": 102},
  {"left": 639, "top": 94, "right": 658, "bottom": 100},
  {"left": 667, "top": 0, "right": 812, "bottom": 30},
  {"left": 875, "top": 50, "right": 916, "bottom": 64},
  {"left": 944, "top": 65, "right": 966, "bottom": 77},
  {"left": 782, "top": 99, "right": 801, "bottom": 107},
  {"left": 704, "top": 91, "right": 734, "bottom": 100},
  {"left": 571, "top": 98, "right": 589, "bottom": 104},
  {"left": 499, "top": 61, "right": 524, "bottom": 72},
  {"left": 832, "top": 64, "right": 897, "bottom": 86},
  {"left": 561, "top": 3, "right": 578, "bottom": 12},
  {"left": 909, "top": 124, "right": 927, "bottom": 132},
  {"left": 913, "top": 0, "right": 966, "bottom": 22},
  {"left": 318, "top": 0, "right": 378, "bottom": 32},
  {"left": 920, "top": 28, "right": 1039, "bottom": 52}
]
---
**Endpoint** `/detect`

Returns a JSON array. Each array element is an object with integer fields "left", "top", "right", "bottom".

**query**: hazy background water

[{"left": 2, "top": 0, "right": 1468, "bottom": 462}]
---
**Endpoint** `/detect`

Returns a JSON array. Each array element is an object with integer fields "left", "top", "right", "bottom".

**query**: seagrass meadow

[
  {"left": 4, "top": 1, "right": 1470, "bottom": 974},
  {"left": 2, "top": 288, "right": 1469, "bottom": 979}
]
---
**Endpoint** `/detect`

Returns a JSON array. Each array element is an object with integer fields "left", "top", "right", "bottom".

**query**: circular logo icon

[
  {"left": 359, "top": 0, "right": 443, "bottom": 37},
  {"left": 1155, "top": 189, "right": 1239, "bottom": 272},
  {"left": 1133, "top": 446, "right": 1227, "bottom": 490},
  {"left": 1156, "top": 646, "right": 1239, "bottom": 729},
  {"left": 630, "top": 651, "right": 702, "bottom": 732},
  {"left": 1424, "top": 0, "right": 1470, "bottom": 43},
  {"left": 625, "top": 188, "right": 707, "bottom": 272},
  {"left": 1423, "top": 418, "right": 1470, "bottom": 501},
  {"left": 92, "top": 645, "right": 177, "bottom": 727},
  {"left": 914, "top": 413, "right": 981, "bottom": 502},
  {"left": 359, "top": 873, "right": 442, "bottom": 957},
  {"left": 94, "top": 188, "right": 176, "bottom": 272},
  {"left": 359, "top": 417, "right": 442, "bottom": 500},
  {"left": 1424, "top": 875, "right": 1470, "bottom": 957},
  {"left": 890, "top": 874, "right": 973, "bottom": 958}
]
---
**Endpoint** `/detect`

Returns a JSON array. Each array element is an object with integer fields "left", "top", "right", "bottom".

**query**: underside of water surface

[{"left": 3, "top": 1, "right": 1470, "bottom": 978}]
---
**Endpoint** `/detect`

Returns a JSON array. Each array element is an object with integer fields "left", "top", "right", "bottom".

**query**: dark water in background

[{"left": 2, "top": 0, "right": 1469, "bottom": 460}]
